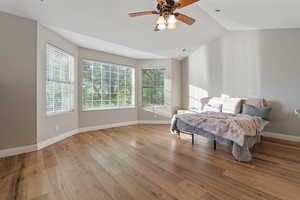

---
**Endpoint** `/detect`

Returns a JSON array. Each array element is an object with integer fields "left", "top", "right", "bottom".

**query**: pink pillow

[{"left": 200, "top": 97, "right": 211, "bottom": 110}]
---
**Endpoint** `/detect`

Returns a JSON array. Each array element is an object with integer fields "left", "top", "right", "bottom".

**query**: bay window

[{"left": 82, "top": 60, "right": 135, "bottom": 110}]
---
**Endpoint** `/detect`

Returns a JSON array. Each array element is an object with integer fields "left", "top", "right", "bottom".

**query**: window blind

[
  {"left": 46, "top": 44, "right": 75, "bottom": 115},
  {"left": 82, "top": 60, "right": 135, "bottom": 110}
]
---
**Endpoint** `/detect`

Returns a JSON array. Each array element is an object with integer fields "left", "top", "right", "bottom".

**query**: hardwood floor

[{"left": 1, "top": 124, "right": 300, "bottom": 200}]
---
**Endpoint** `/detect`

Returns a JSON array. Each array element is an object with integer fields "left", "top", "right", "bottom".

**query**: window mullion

[
  {"left": 101, "top": 63, "right": 103, "bottom": 106},
  {"left": 109, "top": 64, "right": 112, "bottom": 106},
  {"left": 46, "top": 45, "right": 74, "bottom": 115},
  {"left": 91, "top": 63, "right": 94, "bottom": 109},
  {"left": 125, "top": 68, "right": 127, "bottom": 106},
  {"left": 82, "top": 60, "right": 134, "bottom": 110},
  {"left": 52, "top": 81, "right": 55, "bottom": 113},
  {"left": 142, "top": 68, "right": 164, "bottom": 106},
  {"left": 117, "top": 66, "right": 120, "bottom": 106}
]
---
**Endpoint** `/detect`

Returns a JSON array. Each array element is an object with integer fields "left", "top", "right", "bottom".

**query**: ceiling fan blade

[
  {"left": 156, "top": 0, "right": 166, "bottom": 4},
  {"left": 154, "top": 24, "right": 160, "bottom": 31},
  {"left": 176, "top": 0, "right": 200, "bottom": 9},
  {"left": 128, "top": 11, "right": 159, "bottom": 17},
  {"left": 175, "top": 13, "right": 196, "bottom": 25}
]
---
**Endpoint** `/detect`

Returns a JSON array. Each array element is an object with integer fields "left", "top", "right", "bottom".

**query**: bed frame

[{"left": 176, "top": 130, "right": 217, "bottom": 150}]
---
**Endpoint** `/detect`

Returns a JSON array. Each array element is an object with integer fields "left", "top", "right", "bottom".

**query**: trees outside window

[
  {"left": 82, "top": 60, "right": 135, "bottom": 110},
  {"left": 142, "top": 68, "right": 165, "bottom": 106}
]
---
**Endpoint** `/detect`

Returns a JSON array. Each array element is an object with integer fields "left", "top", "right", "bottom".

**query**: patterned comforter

[{"left": 171, "top": 112, "right": 263, "bottom": 146}]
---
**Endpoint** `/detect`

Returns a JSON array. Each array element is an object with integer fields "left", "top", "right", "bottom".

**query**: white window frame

[
  {"left": 82, "top": 59, "right": 135, "bottom": 111},
  {"left": 142, "top": 67, "right": 166, "bottom": 107},
  {"left": 46, "top": 44, "right": 75, "bottom": 116}
]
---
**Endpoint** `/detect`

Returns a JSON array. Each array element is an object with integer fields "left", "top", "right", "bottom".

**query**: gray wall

[
  {"left": 0, "top": 12, "right": 37, "bottom": 149},
  {"left": 137, "top": 59, "right": 182, "bottom": 121},
  {"left": 37, "top": 25, "right": 79, "bottom": 143},
  {"left": 78, "top": 48, "right": 139, "bottom": 128},
  {"left": 182, "top": 29, "right": 300, "bottom": 136},
  {"left": 0, "top": 12, "right": 183, "bottom": 151},
  {"left": 78, "top": 53, "right": 182, "bottom": 126},
  {"left": 171, "top": 59, "right": 182, "bottom": 113}
]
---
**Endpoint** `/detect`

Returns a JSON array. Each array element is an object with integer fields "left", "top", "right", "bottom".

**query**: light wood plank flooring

[{"left": 1, "top": 124, "right": 300, "bottom": 200}]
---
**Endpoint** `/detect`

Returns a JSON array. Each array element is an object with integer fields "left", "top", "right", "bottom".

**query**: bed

[{"left": 170, "top": 97, "right": 271, "bottom": 162}]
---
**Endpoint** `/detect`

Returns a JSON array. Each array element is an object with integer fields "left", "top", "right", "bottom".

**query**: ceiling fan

[{"left": 128, "top": 0, "right": 200, "bottom": 31}]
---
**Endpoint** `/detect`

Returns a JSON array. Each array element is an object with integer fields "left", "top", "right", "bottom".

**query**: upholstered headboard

[{"left": 196, "top": 97, "right": 270, "bottom": 114}]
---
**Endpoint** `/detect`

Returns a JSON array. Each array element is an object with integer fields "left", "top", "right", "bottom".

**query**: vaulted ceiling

[
  {"left": 199, "top": 0, "right": 300, "bottom": 30},
  {"left": 0, "top": 0, "right": 299, "bottom": 59}
]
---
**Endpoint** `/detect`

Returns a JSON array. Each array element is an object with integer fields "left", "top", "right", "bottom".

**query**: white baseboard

[
  {"left": 37, "top": 129, "right": 79, "bottom": 150},
  {"left": 0, "top": 144, "right": 37, "bottom": 158},
  {"left": 78, "top": 121, "right": 139, "bottom": 133},
  {"left": 263, "top": 132, "right": 300, "bottom": 142},
  {"left": 78, "top": 120, "right": 170, "bottom": 133}
]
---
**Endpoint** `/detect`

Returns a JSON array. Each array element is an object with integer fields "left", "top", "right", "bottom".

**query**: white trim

[
  {"left": 82, "top": 106, "right": 136, "bottom": 112},
  {"left": 78, "top": 121, "right": 139, "bottom": 133},
  {"left": 0, "top": 144, "right": 37, "bottom": 158},
  {"left": 46, "top": 110, "right": 75, "bottom": 117},
  {"left": 263, "top": 132, "right": 300, "bottom": 142},
  {"left": 37, "top": 129, "right": 79, "bottom": 150}
]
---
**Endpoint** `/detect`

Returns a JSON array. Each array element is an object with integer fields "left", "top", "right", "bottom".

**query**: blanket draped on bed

[
  {"left": 171, "top": 112, "right": 266, "bottom": 162},
  {"left": 172, "top": 112, "right": 262, "bottom": 146}
]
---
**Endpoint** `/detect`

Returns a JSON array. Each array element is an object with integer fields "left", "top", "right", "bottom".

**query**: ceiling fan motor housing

[
  {"left": 157, "top": 1, "right": 176, "bottom": 17},
  {"left": 167, "top": 0, "right": 175, "bottom": 6},
  {"left": 157, "top": 4, "right": 162, "bottom": 11}
]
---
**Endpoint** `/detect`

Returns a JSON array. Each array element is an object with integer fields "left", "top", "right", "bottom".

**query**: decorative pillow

[
  {"left": 199, "top": 97, "right": 223, "bottom": 111},
  {"left": 242, "top": 98, "right": 269, "bottom": 108},
  {"left": 203, "top": 104, "right": 222, "bottom": 112},
  {"left": 208, "top": 97, "right": 224, "bottom": 107},
  {"left": 199, "top": 97, "right": 211, "bottom": 110},
  {"left": 242, "top": 104, "right": 272, "bottom": 120},
  {"left": 222, "top": 98, "right": 242, "bottom": 114}
]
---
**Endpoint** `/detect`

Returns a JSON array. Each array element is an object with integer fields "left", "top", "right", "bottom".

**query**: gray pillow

[{"left": 242, "top": 104, "right": 272, "bottom": 120}]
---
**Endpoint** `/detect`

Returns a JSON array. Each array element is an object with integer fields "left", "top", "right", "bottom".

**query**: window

[
  {"left": 46, "top": 44, "right": 75, "bottom": 115},
  {"left": 82, "top": 60, "right": 135, "bottom": 110},
  {"left": 142, "top": 68, "right": 165, "bottom": 106}
]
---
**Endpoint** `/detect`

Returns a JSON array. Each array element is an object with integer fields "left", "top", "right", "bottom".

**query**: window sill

[
  {"left": 46, "top": 110, "right": 75, "bottom": 117},
  {"left": 82, "top": 106, "right": 136, "bottom": 112},
  {"left": 142, "top": 105, "right": 167, "bottom": 109}
]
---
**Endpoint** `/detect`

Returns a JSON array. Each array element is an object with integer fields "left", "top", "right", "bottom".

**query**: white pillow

[
  {"left": 203, "top": 104, "right": 222, "bottom": 112},
  {"left": 208, "top": 97, "right": 224, "bottom": 106},
  {"left": 222, "top": 98, "right": 242, "bottom": 114}
]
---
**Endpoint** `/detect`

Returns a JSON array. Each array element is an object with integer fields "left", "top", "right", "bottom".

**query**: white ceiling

[
  {"left": 198, "top": 0, "right": 300, "bottom": 30},
  {"left": 47, "top": 26, "right": 165, "bottom": 59},
  {"left": 0, "top": 0, "right": 226, "bottom": 59},
  {"left": 1, "top": 0, "right": 299, "bottom": 59}
]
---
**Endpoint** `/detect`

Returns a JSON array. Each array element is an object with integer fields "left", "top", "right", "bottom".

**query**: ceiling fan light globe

[
  {"left": 158, "top": 23, "right": 166, "bottom": 30},
  {"left": 157, "top": 16, "right": 166, "bottom": 25},
  {"left": 167, "top": 15, "right": 177, "bottom": 24},
  {"left": 167, "top": 23, "right": 176, "bottom": 30}
]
